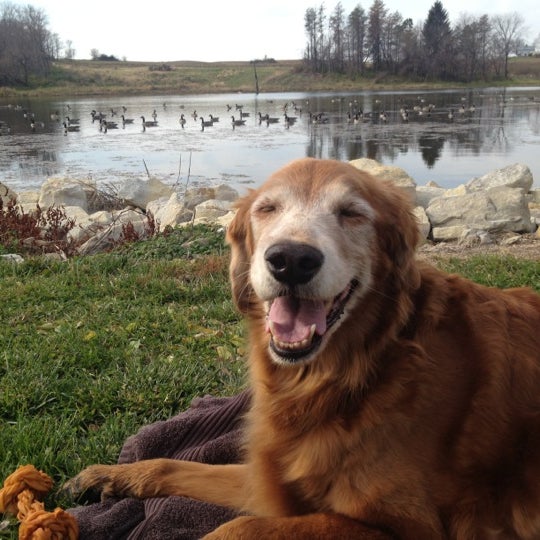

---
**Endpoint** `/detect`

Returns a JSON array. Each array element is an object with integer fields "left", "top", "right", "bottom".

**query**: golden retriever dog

[{"left": 66, "top": 158, "right": 540, "bottom": 539}]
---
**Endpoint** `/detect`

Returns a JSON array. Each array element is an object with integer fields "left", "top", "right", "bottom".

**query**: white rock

[
  {"left": 148, "top": 192, "right": 193, "bottom": 230},
  {"left": 38, "top": 178, "right": 89, "bottom": 211},
  {"left": 467, "top": 163, "right": 533, "bottom": 192},
  {"left": 117, "top": 177, "right": 174, "bottom": 210},
  {"left": 349, "top": 158, "right": 417, "bottom": 202},
  {"left": 413, "top": 206, "right": 431, "bottom": 240},
  {"left": 193, "top": 199, "right": 232, "bottom": 221}
]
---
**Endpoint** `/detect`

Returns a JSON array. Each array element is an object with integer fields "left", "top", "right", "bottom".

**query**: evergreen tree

[{"left": 421, "top": 1, "right": 453, "bottom": 79}]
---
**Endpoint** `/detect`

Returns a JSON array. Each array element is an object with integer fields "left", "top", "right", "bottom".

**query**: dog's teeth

[{"left": 271, "top": 324, "right": 317, "bottom": 351}]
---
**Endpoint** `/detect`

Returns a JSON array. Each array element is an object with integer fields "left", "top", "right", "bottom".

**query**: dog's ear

[
  {"left": 226, "top": 191, "right": 257, "bottom": 314},
  {"left": 375, "top": 182, "right": 421, "bottom": 288}
]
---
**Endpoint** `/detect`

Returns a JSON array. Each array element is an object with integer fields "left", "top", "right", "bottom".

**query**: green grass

[{"left": 0, "top": 226, "right": 539, "bottom": 537}]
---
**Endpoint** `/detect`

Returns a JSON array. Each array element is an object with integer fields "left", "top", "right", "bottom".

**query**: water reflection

[{"left": 0, "top": 87, "right": 539, "bottom": 194}]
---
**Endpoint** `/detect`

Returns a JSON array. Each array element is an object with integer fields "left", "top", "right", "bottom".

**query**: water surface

[{"left": 1, "top": 87, "right": 539, "bottom": 196}]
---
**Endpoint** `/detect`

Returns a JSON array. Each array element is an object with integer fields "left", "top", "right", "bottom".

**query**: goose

[
  {"left": 65, "top": 116, "right": 80, "bottom": 125},
  {"left": 231, "top": 116, "right": 246, "bottom": 127},
  {"left": 141, "top": 116, "right": 158, "bottom": 128},
  {"left": 63, "top": 122, "right": 79, "bottom": 134},
  {"left": 209, "top": 114, "right": 219, "bottom": 123},
  {"left": 101, "top": 119, "right": 118, "bottom": 128},
  {"left": 179, "top": 114, "right": 186, "bottom": 128},
  {"left": 258, "top": 112, "right": 279, "bottom": 125},
  {"left": 152, "top": 109, "right": 158, "bottom": 121},
  {"left": 30, "top": 119, "right": 45, "bottom": 132},
  {"left": 200, "top": 117, "right": 213, "bottom": 130},
  {"left": 240, "top": 110, "right": 250, "bottom": 118},
  {"left": 121, "top": 115, "right": 134, "bottom": 126},
  {"left": 91, "top": 110, "right": 104, "bottom": 123},
  {"left": 284, "top": 113, "right": 297, "bottom": 126}
]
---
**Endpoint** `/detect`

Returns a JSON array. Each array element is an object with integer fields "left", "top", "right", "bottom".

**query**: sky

[{"left": 10, "top": 0, "right": 540, "bottom": 62}]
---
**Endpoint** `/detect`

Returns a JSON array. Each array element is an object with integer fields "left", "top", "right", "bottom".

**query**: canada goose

[
  {"left": 192, "top": 110, "right": 198, "bottom": 120},
  {"left": 209, "top": 114, "right": 219, "bottom": 123},
  {"left": 121, "top": 115, "right": 134, "bottom": 126},
  {"left": 200, "top": 117, "right": 213, "bottom": 130},
  {"left": 240, "top": 110, "right": 250, "bottom": 118},
  {"left": 309, "top": 112, "right": 328, "bottom": 125},
  {"left": 103, "top": 120, "right": 118, "bottom": 129},
  {"left": 65, "top": 116, "right": 80, "bottom": 125},
  {"left": 179, "top": 114, "right": 186, "bottom": 128},
  {"left": 284, "top": 113, "right": 297, "bottom": 126},
  {"left": 231, "top": 116, "right": 246, "bottom": 127},
  {"left": 141, "top": 116, "right": 158, "bottom": 128},
  {"left": 63, "top": 122, "right": 80, "bottom": 134},
  {"left": 30, "top": 119, "right": 45, "bottom": 132},
  {"left": 258, "top": 112, "right": 279, "bottom": 125},
  {"left": 91, "top": 110, "right": 104, "bottom": 123}
]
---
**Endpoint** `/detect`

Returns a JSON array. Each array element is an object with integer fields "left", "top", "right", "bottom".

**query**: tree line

[
  {"left": 303, "top": 0, "right": 530, "bottom": 81},
  {"left": 0, "top": 0, "right": 534, "bottom": 87},
  {"left": 0, "top": 2, "right": 61, "bottom": 86}
]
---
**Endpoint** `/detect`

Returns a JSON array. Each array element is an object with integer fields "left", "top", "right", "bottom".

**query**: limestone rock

[
  {"left": 349, "top": 158, "right": 417, "bottom": 201},
  {"left": 38, "top": 178, "right": 89, "bottom": 211},
  {"left": 117, "top": 177, "right": 174, "bottom": 210},
  {"left": 467, "top": 163, "right": 533, "bottom": 192}
]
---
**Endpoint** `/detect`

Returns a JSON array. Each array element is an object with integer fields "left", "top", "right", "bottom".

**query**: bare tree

[
  {"left": 329, "top": 2, "right": 346, "bottom": 72},
  {"left": 491, "top": 12, "right": 526, "bottom": 78},
  {"left": 65, "top": 40, "right": 76, "bottom": 59},
  {"left": 0, "top": 3, "right": 53, "bottom": 85}
]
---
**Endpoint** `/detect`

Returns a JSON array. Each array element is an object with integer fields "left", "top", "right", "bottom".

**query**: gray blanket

[{"left": 69, "top": 391, "right": 250, "bottom": 539}]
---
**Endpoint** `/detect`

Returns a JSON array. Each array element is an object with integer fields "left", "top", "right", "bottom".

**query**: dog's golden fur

[{"left": 67, "top": 158, "right": 540, "bottom": 539}]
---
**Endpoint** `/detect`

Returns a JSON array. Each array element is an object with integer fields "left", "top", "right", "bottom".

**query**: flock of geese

[{"left": 1, "top": 92, "right": 538, "bottom": 137}]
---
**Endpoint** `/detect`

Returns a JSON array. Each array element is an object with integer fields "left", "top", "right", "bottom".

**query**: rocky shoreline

[{"left": 1, "top": 159, "right": 539, "bottom": 261}]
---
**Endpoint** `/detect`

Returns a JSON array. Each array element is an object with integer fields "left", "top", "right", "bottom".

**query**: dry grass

[{"left": 2, "top": 56, "right": 534, "bottom": 98}]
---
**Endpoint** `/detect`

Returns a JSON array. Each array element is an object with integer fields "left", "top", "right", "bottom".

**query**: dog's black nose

[{"left": 264, "top": 242, "right": 324, "bottom": 285}]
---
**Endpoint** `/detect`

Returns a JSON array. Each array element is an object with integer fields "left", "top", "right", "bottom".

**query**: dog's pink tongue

[{"left": 267, "top": 297, "right": 327, "bottom": 343}]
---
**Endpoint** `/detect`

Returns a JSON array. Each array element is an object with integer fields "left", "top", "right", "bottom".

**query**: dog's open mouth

[{"left": 265, "top": 280, "right": 358, "bottom": 362}]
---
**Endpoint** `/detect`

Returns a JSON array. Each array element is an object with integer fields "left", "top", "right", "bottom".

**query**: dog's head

[{"left": 227, "top": 158, "right": 420, "bottom": 366}]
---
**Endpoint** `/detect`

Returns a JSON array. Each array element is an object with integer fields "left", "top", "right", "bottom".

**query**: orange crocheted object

[{"left": 0, "top": 465, "right": 78, "bottom": 540}]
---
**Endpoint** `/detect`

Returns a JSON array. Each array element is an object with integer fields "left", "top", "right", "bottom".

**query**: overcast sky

[{"left": 10, "top": 0, "right": 540, "bottom": 62}]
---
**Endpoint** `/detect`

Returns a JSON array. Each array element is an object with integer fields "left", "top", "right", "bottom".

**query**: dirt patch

[{"left": 417, "top": 232, "right": 540, "bottom": 262}]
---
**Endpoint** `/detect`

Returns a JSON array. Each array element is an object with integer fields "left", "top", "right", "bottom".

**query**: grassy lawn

[{"left": 0, "top": 224, "right": 539, "bottom": 537}]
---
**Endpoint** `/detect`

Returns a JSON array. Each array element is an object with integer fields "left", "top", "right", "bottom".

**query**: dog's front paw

[{"left": 62, "top": 464, "right": 125, "bottom": 502}]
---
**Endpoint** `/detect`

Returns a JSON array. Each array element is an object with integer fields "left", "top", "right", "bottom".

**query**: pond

[{"left": 1, "top": 87, "right": 539, "bottom": 197}]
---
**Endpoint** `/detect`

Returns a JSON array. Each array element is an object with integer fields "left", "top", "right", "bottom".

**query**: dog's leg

[
  {"left": 64, "top": 459, "right": 248, "bottom": 509},
  {"left": 202, "top": 513, "right": 395, "bottom": 540}
]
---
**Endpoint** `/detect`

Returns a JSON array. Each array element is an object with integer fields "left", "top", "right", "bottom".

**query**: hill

[{"left": 4, "top": 56, "right": 540, "bottom": 97}]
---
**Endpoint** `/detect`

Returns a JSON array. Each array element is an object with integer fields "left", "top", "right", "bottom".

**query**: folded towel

[{"left": 69, "top": 390, "right": 251, "bottom": 539}]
